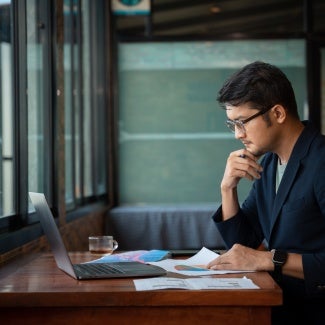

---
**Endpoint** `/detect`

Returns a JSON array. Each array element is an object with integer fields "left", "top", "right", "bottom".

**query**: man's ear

[{"left": 272, "top": 104, "right": 286, "bottom": 123}]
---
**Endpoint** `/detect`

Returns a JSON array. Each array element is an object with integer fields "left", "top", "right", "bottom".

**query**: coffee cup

[{"left": 88, "top": 236, "right": 118, "bottom": 255}]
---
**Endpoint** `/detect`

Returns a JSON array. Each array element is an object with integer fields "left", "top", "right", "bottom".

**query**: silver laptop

[{"left": 29, "top": 192, "right": 166, "bottom": 280}]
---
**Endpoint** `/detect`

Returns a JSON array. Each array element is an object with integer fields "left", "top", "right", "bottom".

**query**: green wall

[{"left": 118, "top": 41, "right": 306, "bottom": 205}]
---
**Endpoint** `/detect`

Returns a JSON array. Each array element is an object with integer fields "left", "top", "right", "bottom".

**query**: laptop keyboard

[{"left": 74, "top": 263, "right": 125, "bottom": 276}]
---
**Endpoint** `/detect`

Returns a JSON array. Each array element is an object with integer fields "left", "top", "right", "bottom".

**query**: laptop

[{"left": 29, "top": 192, "right": 167, "bottom": 280}]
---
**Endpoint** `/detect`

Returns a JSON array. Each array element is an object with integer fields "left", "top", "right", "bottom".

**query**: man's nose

[{"left": 234, "top": 126, "right": 245, "bottom": 139}]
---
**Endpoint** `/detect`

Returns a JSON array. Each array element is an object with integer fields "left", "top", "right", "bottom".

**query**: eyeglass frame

[{"left": 225, "top": 105, "right": 274, "bottom": 134}]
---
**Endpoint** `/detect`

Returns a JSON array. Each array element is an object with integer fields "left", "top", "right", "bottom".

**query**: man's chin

[{"left": 246, "top": 148, "right": 265, "bottom": 159}]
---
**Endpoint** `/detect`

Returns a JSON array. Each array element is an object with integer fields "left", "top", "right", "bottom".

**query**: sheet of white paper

[
  {"left": 185, "top": 247, "right": 220, "bottom": 264},
  {"left": 187, "top": 277, "right": 259, "bottom": 289},
  {"left": 133, "top": 276, "right": 260, "bottom": 291},
  {"left": 149, "top": 247, "right": 252, "bottom": 276},
  {"left": 134, "top": 278, "right": 191, "bottom": 291}
]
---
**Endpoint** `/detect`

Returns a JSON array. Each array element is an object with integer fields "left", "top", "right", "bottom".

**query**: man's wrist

[{"left": 265, "top": 251, "right": 275, "bottom": 271}]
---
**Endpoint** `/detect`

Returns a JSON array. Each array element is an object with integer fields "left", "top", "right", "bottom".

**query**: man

[{"left": 207, "top": 61, "right": 325, "bottom": 324}]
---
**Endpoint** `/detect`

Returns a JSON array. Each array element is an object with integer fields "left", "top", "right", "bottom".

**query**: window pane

[
  {"left": 118, "top": 40, "right": 307, "bottom": 205},
  {"left": 64, "top": 0, "right": 75, "bottom": 205},
  {"left": 0, "top": 1, "right": 14, "bottom": 217},
  {"left": 64, "top": 0, "right": 83, "bottom": 205},
  {"left": 93, "top": 1, "right": 107, "bottom": 195},
  {"left": 81, "top": 0, "right": 92, "bottom": 197},
  {"left": 65, "top": 0, "right": 107, "bottom": 205},
  {"left": 74, "top": 40, "right": 81, "bottom": 200},
  {"left": 27, "top": 0, "right": 45, "bottom": 193}
]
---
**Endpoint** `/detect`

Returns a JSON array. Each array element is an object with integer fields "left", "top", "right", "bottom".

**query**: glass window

[
  {"left": 73, "top": 0, "right": 82, "bottom": 202},
  {"left": 64, "top": 0, "right": 78, "bottom": 206},
  {"left": 81, "top": 0, "right": 92, "bottom": 197},
  {"left": 80, "top": 0, "right": 107, "bottom": 199},
  {"left": 0, "top": 0, "right": 109, "bottom": 247},
  {"left": 64, "top": 0, "right": 107, "bottom": 209},
  {"left": 27, "top": 0, "right": 49, "bottom": 195},
  {"left": 92, "top": 1, "right": 107, "bottom": 196},
  {"left": 0, "top": 0, "right": 14, "bottom": 217},
  {"left": 64, "top": 0, "right": 73, "bottom": 204},
  {"left": 118, "top": 40, "right": 307, "bottom": 205}
]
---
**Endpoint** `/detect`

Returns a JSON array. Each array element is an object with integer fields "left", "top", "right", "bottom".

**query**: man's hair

[{"left": 217, "top": 61, "right": 299, "bottom": 119}]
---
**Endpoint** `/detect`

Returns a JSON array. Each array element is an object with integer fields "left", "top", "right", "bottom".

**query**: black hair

[{"left": 217, "top": 61, "right": 299, "bottom": 118}]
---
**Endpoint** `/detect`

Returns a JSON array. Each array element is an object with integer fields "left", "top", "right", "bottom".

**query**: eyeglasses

[{"left": 225, "top": 106, "right": 273, "bottom": 134}]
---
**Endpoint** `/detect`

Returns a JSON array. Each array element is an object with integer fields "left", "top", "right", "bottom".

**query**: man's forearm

[{"left": 221, "top": 186, "right": 240, "bottom": 220}]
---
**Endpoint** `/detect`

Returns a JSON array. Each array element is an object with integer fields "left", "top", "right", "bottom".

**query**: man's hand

[
  {"left": 221, "top": 150, "right": 263, "bottom": 191},
  {"left": 206, "top": 243, "right": 273, "bottom": 272}
]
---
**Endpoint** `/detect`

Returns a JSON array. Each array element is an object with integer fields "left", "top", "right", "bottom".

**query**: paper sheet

[
  {"left": 133, "top": 276, "right": 260, "bottom": 291},
  {"left": 149, "top": 247, "right": 253, "bottom": 276}
]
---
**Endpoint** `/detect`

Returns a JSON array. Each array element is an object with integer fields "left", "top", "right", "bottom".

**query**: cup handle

[{"left": 113, "top": 240, "right": 118, "bottom": 251}]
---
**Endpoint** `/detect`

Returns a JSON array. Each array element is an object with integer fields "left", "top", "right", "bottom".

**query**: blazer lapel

[
  {"left": 269, "top": 122, "right": 317, "bottom": 234},
  {"left": 270, "top": 158, "right": 301, "bottom": 232}
]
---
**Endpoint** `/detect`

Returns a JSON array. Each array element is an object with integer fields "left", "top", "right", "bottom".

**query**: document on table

[
  {"left": 149, "top": 247, "right": 254, "bottom": 276},
  {"left": 133, "top": 277, "right": 260, "bottom": 291}
]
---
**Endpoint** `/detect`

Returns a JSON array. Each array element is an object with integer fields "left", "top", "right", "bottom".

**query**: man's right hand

[{"left": 221, "top": 149, "right": 263, "bottom": 191}]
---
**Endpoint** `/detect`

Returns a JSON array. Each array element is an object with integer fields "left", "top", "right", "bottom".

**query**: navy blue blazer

[{"left": 212, "top": 122, "right": 325, "bottom": 302}]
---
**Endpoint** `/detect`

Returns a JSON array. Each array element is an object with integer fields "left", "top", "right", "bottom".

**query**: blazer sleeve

[
  {"left": 302, "top": 158, "right": 325, "bottom": 298},
  {"left": 212, "top": 181, "right": 265, "bottom": 250}
]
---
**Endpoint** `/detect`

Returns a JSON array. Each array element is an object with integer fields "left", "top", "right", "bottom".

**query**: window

[
  {"left": 0, "top": 0, "right": 109, "bottom": 249},
  {"left": 0, "top": 0, "right": 14, "bottom": 217},
  {"left": 27, "top": 0, "right": 52, "bottom": 196},
  {"left": 64, "top": 0, "right": 82, "bottom": 206},
  {"left": 64, "top": 0, "right": 107, "bottom": 209}
]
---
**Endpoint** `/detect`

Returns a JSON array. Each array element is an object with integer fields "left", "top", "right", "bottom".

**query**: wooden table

[{"left": 0, "top": 252, "right": 282, "bottom": 325}]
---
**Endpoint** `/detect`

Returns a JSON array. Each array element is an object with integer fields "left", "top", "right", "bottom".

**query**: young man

[{"left": 207, "top": 61, "right": 325, "bottom": 324}]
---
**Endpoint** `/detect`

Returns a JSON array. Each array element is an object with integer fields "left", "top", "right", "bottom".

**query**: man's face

[{"left": 225, "top": 103, "right": 274, "bottom": 157}]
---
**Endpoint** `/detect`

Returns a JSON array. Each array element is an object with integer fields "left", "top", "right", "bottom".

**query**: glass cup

[{"left": 88, "top": 236, "right": 118, "bottom": 255}]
